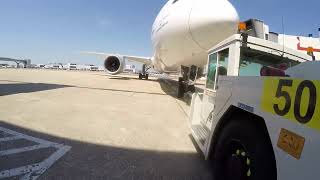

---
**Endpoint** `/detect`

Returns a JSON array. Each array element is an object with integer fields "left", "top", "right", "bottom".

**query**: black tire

[
  {"left": 177, "top": 81, "right": 185, "bottom": 98},
  {"left": 145, "top": 74, "right": 149, "bottom": 80},
  {"left": 178, "top": 77, "right": 184, "bottom": 83},
  {"left": 177, "top": 77, "right": 185, "bottom": 98},
  {"left": 212, "top": 119, "right": 277, "bottom": 180},
  {"left": 187, "top": 85, "right": 196, "bottom": 93},
  {"left": 139, "top": 73, "right": 142, "bottom": 80}
]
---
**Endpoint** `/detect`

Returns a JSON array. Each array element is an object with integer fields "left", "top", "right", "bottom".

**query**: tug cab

[{"left": 189, "top": 34, "right": 315, "bottom": 180}]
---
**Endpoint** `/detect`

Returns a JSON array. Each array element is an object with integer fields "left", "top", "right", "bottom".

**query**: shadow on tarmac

[
  {"left": 0, "top": 77, "right": 201, "bottom": 102},
  {"left": 71, "top": 85, "right": 167, "bottom": 96},
  {"left": 108, "top": 77, "right": 133, "bottom": 80},
  {"left": 0, "top": 79, "right": 166, "bottom": 96},
  {"left": 0, "top": 121, "right": 213, "bottom": 180},
  {"left": 92, "top": 74, "right": 160, "bottom": 82},
  {"left": 0, "top": 81, "right": 71, "bottom": 96}
]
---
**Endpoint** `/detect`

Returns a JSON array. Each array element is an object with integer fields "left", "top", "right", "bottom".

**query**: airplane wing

[{"left": 83, "top": 52, "right": 152, "bottom": 65}]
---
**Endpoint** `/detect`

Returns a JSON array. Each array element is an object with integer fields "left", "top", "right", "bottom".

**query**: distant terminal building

[
  {"left": 85, "top": 64, "right": 99, "bottom": 71},
  {"left": 0, "top": 63, "right": 9, "bottom": 68},
  {"left": 58, "top": 63, "right": 100, "bottom": 71},
  {"left": 45, "top": 63, "right": 62, "bottom": 69},
  {"left": 0, "top": 57, "right": 31, "bottom": 68},
  {"left": 36, "top": 64, "right": 46, "bottom": 68},
  {"left": 98, "top": 66, "right": 105, "bottom": 71},
  {"left": 76, "top": 64, "right": 86, "bottom": 71}
]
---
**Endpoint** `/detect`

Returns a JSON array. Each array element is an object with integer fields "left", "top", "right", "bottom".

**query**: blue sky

[{"left": 0, "top": 0, "right": 319, "bottom": 65}]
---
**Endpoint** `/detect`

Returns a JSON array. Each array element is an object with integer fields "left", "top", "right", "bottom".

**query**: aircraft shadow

[
  {"left": 108, "top": 77, "right": 132, "bottom": 80},
  {"left": 93, "top": 74, "right": 159, "bottom": 82},
  {"left": 0, "top": 79, "right": 166, "bottom": 96},
  {"left": 0, "top": 80, "right": 71, "bottom": 96},
  {"left": 0, "top": 121, "right": 213, "bottom": 180},
  {"left": 0, "top": 78, "right": 204, "bottom": 101},
  {"left": 71, "top": 85, "right": 167, "bottom": 96}
]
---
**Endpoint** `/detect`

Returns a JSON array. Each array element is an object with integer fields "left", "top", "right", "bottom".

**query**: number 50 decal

[{"left": 261, "top": 78, "right": 320, "bottom": 131}]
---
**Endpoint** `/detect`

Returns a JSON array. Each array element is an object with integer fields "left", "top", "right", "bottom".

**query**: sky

[{"left": 0, "top": 0, "right": 319, "bottom": 66}]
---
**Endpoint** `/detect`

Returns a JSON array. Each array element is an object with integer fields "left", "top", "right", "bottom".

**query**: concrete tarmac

[{"left": 0, "top": 69, "right": 212, "bottom": 180}]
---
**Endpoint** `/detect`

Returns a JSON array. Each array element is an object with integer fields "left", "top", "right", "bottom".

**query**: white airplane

[{"left": 86, "top": 0, "right": 239, "bottom": 97}]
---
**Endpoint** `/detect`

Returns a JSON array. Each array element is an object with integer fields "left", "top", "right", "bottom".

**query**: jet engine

[{"left": 104, "top": 56, "right": 125, "bottom": 75}]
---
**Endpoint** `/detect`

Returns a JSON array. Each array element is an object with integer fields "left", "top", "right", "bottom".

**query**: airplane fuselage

[
  {"left": 151, "top": 0, "right": 239, "bottom": 72},
  {"left": 91, "top": 0, "right": 240, "bottom": 76}
]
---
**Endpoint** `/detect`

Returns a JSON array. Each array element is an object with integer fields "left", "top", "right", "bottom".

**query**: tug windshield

[{"left": 239, "top": 47, "right": 300, "bottom": 76}]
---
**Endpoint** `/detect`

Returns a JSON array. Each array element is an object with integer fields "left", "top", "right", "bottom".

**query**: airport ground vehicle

[
  {"left": 85, "top": 64, "right": 99, "bottom": 71},
  {"left": 64, "top": 63, "right": 78, "bottom": 70},
  {"left": 189, "top": 33, "right": 319, "bottom": 179}
]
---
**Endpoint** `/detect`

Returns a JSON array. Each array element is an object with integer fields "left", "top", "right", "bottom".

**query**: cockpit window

[{"left": 172, "top": 0, "right": 179, "bottom": 4}]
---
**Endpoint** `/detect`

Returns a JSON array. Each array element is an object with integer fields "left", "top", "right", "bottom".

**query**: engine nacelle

[{"left": 104, "top": 56, "right": 125, "bottom": 75}]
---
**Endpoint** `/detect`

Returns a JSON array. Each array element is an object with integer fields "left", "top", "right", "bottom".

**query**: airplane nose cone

[{"left": 189, "top": 0, "right": 239, "bottom": 50}]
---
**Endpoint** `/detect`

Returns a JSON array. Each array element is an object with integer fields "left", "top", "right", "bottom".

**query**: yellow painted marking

[
  {"left": 247, "top": 169, "right": 251, "bottom": 177},
  {"left": 246, "top": 158, "right": 250, "bottom": 165},
  {"left": 261, "top": 78, "right": 320, "bottom": 132},
  {"left": 241, "top": 152, "right": 246, "bottom": 156}
]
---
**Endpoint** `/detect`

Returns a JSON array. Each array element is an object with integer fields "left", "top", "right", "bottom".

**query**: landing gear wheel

[
  {"left": 139, "top": 73, "right": 142, "bottom": 80},
  {"left": 177, "top": 77, "right": 185, "bottom": 98},
  {"left": 145, "top": 74, "right": 149, "bottom": 80},
  {"left": 187, "top": 85, "right": 195, "bottom": 93},
  {"left": 212, "top": 119, "right": 277, "bottom": 180}
]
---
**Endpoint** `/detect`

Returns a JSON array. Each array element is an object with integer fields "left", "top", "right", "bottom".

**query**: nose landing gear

[
  {"left": 139, "top": 64, "right": 150, "bottom": 80},
  {"left": 177, "top": 65, "right": 201, "bottom": 98}
]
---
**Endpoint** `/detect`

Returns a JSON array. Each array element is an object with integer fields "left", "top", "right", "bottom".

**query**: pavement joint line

[{"left": 0, "top": 136, "right": 22, "bottom": 142}]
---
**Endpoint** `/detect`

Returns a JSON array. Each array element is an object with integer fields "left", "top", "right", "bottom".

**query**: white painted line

[
  {"left": 23, "top": 145, "right": 72, "bottom": 180},
  {"left": 0, "top": 126, "right": 72, "bottom": 180},
  {"left": 0, "top": 144, "right": 51, "bottom": 156},
  {"left": 0, "top": 163, "right": 43, "bottom": 179},
  {"left": 0, "top": 145, "right": 71, "bottom": 180},
  {"left": 0, "top": 127, "right": 55, "bottom": 146},
  {"left": 0, "top": 136, "right": 22, "bottom": 142}
]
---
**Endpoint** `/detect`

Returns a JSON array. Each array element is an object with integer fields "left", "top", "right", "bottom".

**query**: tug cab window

[
  {"left": 239, "top": 47, "right": 299, "bottom": 76},
  {"left": 206, "top": 49, "right": 229, "bottom": 90}
]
